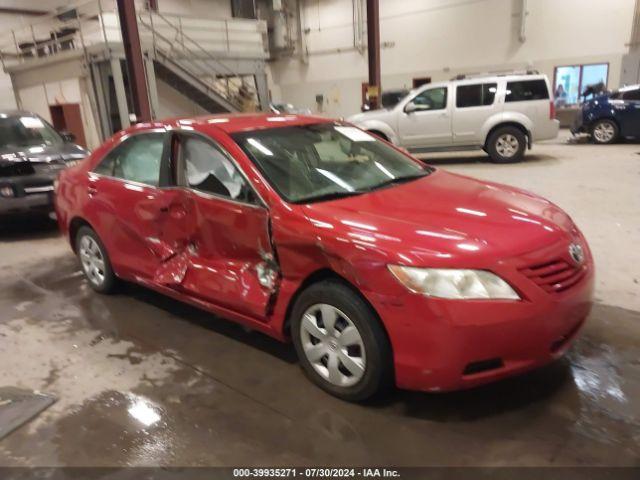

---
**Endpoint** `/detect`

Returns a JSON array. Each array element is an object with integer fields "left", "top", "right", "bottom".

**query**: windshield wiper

[
  {"left": 295, "top": 190, "right": 365, "bottom": 204},
  {"left": 363, "top": 172, "right": 430, "bottom": 192}
]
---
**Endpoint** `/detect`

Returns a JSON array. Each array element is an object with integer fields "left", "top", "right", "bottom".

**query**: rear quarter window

[
  {"left": 505, "top": 79, "right": 549, "bottom": 102},
  {"left": 622, "top": 89, "right": 640, "bottom": 101},
  {"left": 456, "top": 83, "right": 497, "bottom": 108}
]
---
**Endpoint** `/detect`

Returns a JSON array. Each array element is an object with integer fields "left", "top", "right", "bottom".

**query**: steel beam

[
  {"left": 116, "top": 0, "right": 152, "bottom": 122},
  {"left": 111, "top": 58, "right": 131, "bottom": 130},
  {"left": 366, "top": 0, "right": 381, "bottom": 109}
]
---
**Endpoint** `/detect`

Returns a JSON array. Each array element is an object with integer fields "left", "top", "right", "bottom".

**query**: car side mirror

[
  {"left": 61, "top": 131, "right": 76, "bottom": 143},
  {"left": 404, "top": 102, "right": 429, "bottom": 114}
]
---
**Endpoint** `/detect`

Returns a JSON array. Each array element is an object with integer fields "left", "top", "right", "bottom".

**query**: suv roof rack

[{"left": 450, "top": 69, "right": 540, "bottom": 81}]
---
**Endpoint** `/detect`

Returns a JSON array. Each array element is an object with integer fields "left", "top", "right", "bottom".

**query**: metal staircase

[{"left": 138, "top": 10, "right": 261, "bottom": 113}]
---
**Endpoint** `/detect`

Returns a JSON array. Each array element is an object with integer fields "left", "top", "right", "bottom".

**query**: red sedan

[{"left": 54, "top": 114, "right": 594, "bottom": 401}]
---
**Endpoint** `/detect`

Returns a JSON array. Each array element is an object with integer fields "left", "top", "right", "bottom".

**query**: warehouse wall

[
  {"left": 269, "top": 0, "right": 636, "bottom": 117},
  {"left": 150, "top": 0, "right": 233, "bottom": 18}
]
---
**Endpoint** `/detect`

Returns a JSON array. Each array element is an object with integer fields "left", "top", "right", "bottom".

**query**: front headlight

[{"left": 387, "top": 265, "right": 520, "bottom": 300}]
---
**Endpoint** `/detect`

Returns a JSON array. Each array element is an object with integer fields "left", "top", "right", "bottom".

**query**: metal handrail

[
  {"left": 138, "top": 9, "right": 258, "bottom": 106},
  {"left": 140, "top": 21, "right": 244, "bottom": 110}
]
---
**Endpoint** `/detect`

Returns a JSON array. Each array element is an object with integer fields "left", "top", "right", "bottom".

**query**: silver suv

[{"left": 348, "top": 73, "right": 559, "bottom": 163}]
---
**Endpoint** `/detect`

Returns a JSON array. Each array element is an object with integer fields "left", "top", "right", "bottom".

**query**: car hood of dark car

[
  {"left": 302, "top": 169, "right": 578, "bottom": 265},
  {"left": 0, "top": 143, "right": 88, "bottom": 166}
]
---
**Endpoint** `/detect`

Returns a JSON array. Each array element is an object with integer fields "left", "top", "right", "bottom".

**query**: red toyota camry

[{"left": 54, "top": 114, "right": 594, "bottom": 401}]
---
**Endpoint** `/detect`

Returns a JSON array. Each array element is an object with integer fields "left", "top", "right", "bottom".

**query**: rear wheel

[
  {"left": 75, "top": 226, "right": 117, "bottom": 294},
  {"left": 591, "top": 119, "right": 619, "bottom": 144},
  {"left": 290, "top": 280, "right": 393, "bottom": 401},
  {"left": 487, "top": 126, "right": 526, "bottom": 163}
]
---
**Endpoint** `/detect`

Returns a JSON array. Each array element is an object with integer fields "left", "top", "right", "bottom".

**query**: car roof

[
  {"left": 412, "top": 74, "right": 548, "bottom": 92},
  {"left": 157, "top": 112, "right": 334, "bottom": 135}
]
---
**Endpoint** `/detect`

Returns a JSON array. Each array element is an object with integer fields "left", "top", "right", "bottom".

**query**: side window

[
  {"left": 622, "top": 89, "right": 640, "bottom": 101},
  {"left": 181, "top": 136, "right": 251, "bottom": 202},
  {"left": 94, "top": 133, "right": 165, "bottom": 186},
  {"left": 505, "top": 80, "right": 549, "bottom": 102},
  {"left": 456, "top": 83, "right": 497, "bottom": 108},
  {"left": 411, "top": 87, "right": 447, "bottom": 110}
]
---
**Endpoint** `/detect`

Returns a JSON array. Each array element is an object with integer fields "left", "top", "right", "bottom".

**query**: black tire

[
  {"left": 486, "top": 126, "right": 527, "bottom": 163},
  {"left": 290, "top": 280, "right": 393, "bottom": 401},
  {"left": 591, "top": 119, "right": 619, "bottom": 144},
  {"left": 75, "top": 226, "right": 117, "bottom": 294}
]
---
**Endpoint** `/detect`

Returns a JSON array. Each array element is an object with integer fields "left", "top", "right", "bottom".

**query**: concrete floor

[{"left": 0, "top": 131, "right": 639, "bottom": 466}]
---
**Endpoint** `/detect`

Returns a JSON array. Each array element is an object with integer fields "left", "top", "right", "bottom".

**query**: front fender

[{"left": 353, "top": 119, "right": 399, "bottom": 144}]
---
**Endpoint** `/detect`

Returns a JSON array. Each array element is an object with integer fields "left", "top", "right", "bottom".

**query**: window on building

[
  {"left": 456, "top": 83, "right": 497, "bottom": 108},
  {"left": 553, "top": 63, "right": 608, "bottom": 106}
]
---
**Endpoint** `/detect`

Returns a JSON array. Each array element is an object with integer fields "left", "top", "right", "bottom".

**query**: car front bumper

[
  {"left": 0, "top": 173, "right": 56, "bottom": 215},
  {"left": 368, "top": 240, "right": 595, "bottom": 392}
]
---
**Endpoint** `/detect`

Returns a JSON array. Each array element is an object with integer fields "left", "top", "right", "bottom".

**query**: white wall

[
  {"left": 17, "top": 77, "right": 101, "bottom": 149},
  {"left": 154, "top": 0, "right": 233, "bottom": 18},
  {"left": 269, "top": 0, "right": 636, "bottom": 117}
]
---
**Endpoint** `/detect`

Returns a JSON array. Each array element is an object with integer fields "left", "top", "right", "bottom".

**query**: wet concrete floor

[
  {"left": 0, "top": 247, "right": 639, "bottom": 466},
  {"left": 1, "top": 134, "right": 639, "bottom": 466}
]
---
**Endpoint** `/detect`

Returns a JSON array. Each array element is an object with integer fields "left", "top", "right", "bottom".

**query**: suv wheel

[
  {"left": 290, "top": 280, "right": 392, "bottom": 401},
  {"left": 591, "top": 119, "right": 619, "bottom": 144},
  {"left": 487, "top": 127, "right": 526, "bottom": 163},
  {"left": 76, "top": 226, "right": 117, "bottom": 293}
]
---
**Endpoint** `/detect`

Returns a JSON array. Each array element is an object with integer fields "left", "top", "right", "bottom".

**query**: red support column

[
  {"left": 366, "top": 0, "right": 381, "bottom": 109},
  {"left": 116, "top": 0, "right": 152, "bottom": 123}
]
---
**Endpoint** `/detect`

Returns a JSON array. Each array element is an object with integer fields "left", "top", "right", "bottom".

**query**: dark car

[
  {"left": 0, "top": 111, "right": 88, "bottom": 217},
  {"left": 572, "top": 84, "right": 640, "bottom": 144}
]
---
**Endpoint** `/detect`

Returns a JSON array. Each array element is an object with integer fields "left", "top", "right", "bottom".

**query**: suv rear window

[
  {"left": 505, "top": 79, "right": 549, "bottom": 102},
  {"left": 621, "top": 89, "right": 640, "bottom": 101},
  {"left": 456, "top": 83, "right": 497, "bottom": 108}
]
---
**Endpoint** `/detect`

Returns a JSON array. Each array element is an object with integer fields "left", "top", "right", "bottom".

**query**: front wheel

[
  {"left": 591, "top": 119, "right": 619, "bottom": 144},
  {"left": 487, "top": 127, "right": 526, "bottom": 163},
  {"left": 290, "top": 281, "right": 393, "bottom": 401}
]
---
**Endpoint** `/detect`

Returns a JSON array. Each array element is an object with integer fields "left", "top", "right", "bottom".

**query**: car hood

[
  {"left": 302, "top": 169, "right": 577, "bottom": 265},
  {"left": 0, "top": 143, "right": 88, "bottom": 167},
  {"left": 347, "top": 109, "right": 391, "bottom": 123}
]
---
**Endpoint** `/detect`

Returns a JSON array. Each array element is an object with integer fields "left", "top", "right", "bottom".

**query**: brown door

[{"left": 49, "top": 103, "right": 87, "bottom": 147}]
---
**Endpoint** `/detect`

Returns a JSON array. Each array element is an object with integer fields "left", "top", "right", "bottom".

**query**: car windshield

[
  {"left": 0, "top": 115, "right": 63, "bottom": 149},
  {"left": 232, "top": 122, "right": 431, "bottom": 203}
]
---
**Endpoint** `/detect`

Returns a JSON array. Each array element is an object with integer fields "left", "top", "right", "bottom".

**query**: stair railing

[{"left": 138, "top": 9, "right": 259, "bottom": 111}]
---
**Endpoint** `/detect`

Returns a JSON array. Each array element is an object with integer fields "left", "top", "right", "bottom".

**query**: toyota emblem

[{"left": 569, "top": 243, "right": 585, "bottom": 265}]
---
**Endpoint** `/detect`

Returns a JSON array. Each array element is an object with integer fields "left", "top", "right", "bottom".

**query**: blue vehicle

[{"left": 572, "top": 84, "right": 640, "bottom": 144}]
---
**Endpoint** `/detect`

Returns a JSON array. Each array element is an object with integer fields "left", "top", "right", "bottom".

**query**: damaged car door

[
  {"left": 170, "top": 132, "right": 278, "bottom": 320},
  {"left": 88, "top": 130, "right": 180, "bottom": 279}
]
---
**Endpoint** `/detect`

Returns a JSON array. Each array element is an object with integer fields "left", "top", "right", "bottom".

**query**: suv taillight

[{"left": 549, "top": 100, "right": 555, "bottom": 120}]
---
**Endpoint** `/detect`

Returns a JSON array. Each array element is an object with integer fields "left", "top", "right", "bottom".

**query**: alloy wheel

[
  {"left": 495, "top": 133, "right": 520, "bottom": 158},
  {"left": 593, "top": 122, "right": 615, "bottom": 143},
  {"left": 79, "top": 235, "right": 106, "bottom": 287},
  {"left": 299, "top": 303, "right": 366, "bottom": 387}
]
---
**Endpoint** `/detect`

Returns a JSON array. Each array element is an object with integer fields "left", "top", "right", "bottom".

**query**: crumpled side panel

[{"left": 153, "top": 250, "right": 190, "bottom": 286}]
